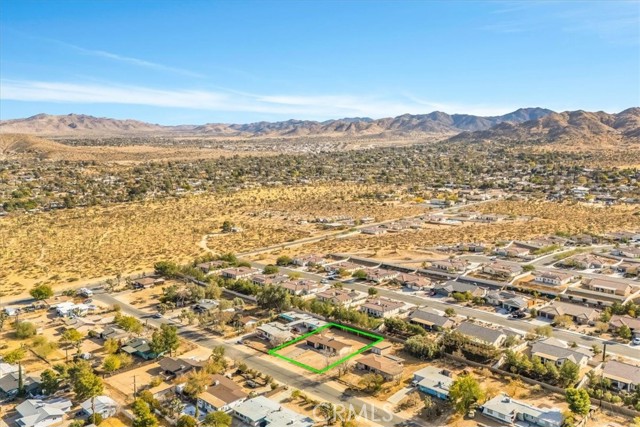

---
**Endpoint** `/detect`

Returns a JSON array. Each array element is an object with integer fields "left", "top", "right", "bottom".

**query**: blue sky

[{"left": 1, "top": 0, "right": 638, "bottom": 124}]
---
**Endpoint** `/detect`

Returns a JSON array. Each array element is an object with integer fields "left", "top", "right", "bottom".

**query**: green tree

[
  {"left": 368, "top": 287, "right": 378, "bottom": 296},
  {"left": 132, "top": 399, "right": 159, "bottom": 427},
  {"left": 618, "top": 325, "right": 632, "bottom": 340},
  {"left": 559, "top": 360, "right": 580, "bottom": 387},
  {"left": 61, "top": 328, "right": 85, "bottom": 353},
  {"left": 533, "top": 325, "right": 553, "bottom": 338},
  {"left": 276, "top": 256, "right": 292, "bottom": 266},
  {"left": 221, "top": 221, "right": 234, "bottom": 233},
  {"left": 40, "top": 369, "right": 61, "bottom": 395},
  {"left": 352, "top": 269, "right": 368, "bottom": 279},
  {"left": 30, "top": 284, "right": 54, "bottom": 300},
  {"left": 444, "top": 308, "right": 456, "bottom": 317},
  {"left": 115, "top": 314, "right": 143, "bottom": 335},
  {"left": 150, "top": 323, "right": 179, "bottom": 356},
  {"left": 103, "top": 338, "right": 120, "bottom": 354},
  {"left": 257, "top": 285, "right": 291, "bottom": 312},
  {"left": 566, "top": 388, "right": 590, "bottom": 416},
  {"left": 15, "top": 321, "right": 37, "bottom": 339},
  {"left": 358, "top": 373, "right": 384, "bottom": 393},
  {"left": 203, "top": 411, "right": 232, "bottom": 427},
  {"left": 69, "top": 362, "right": 103, "bottom": 419},
  {"left": 263, "top": 264, "right": 279, "bottom": 274},
  {"left": 449, "top": 374, "right": 485, "bottom": 414},
  {"left": 177, "top": 415, "right": 198, "bottom": 427},
  {"left": 102, "top": 354, "right": 122, "bottom": 372}
]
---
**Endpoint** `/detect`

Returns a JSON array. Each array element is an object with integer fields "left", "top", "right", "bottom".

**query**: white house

[
  {"left": 81, "top": 395, "right": 118, "bottom": 419},
  {"left": 16, "top": 398, "right": 72, "bottom": 427},
  {"left": 481, "top": 394, "right": 563, "bottom": 427}
]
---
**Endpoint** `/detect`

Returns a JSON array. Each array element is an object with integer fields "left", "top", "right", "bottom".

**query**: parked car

[
  {"left": 152, "top": 313, "right": 163, "bottom": 319},
  {"left": 632, "top": 336, "right": 640, "bottom": 346}
]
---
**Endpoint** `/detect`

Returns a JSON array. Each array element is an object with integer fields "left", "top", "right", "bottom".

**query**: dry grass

[
  {"left": 0, "top": 184, "right": 421, "bottom": 297},
  {"left": 290, "top": 200, "right": 640, "bottom": 256}
]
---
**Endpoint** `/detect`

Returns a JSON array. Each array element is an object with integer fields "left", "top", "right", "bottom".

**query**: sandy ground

[{"left": 0, "top": 184, "right": 423, "bottom": 297}]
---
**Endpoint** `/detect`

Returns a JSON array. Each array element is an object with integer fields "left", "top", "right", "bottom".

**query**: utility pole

[
  {"left": 133, "top": 375, "right": 137, "bottom": 398},
  {"left": 600, "top": 343, "right": 607, "bottom": 409}
]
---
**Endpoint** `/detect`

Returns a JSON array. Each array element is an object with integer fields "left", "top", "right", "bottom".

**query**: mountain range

[
  {"left": 0, "top": 108, "right": 554, "bottom": 137},
  {"left": 1, "top": 107, "right": 638, "bottom": 147}
]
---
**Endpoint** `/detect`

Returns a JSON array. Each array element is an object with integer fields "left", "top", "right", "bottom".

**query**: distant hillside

[
  {"left": 448, "top": 108, "right": 640, "bottom": 146},
  {"left": 0, "top": 108, "right": 554, "bottom": 137}
]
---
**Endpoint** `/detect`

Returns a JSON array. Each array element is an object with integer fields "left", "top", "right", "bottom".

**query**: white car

[{"left": 632, "top": 336, "right": 640, "bottom": 346}]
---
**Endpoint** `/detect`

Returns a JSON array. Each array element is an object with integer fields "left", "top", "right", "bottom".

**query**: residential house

[
  {"left": 481, "top": 394, "right": 563, "bottom": 427},
  {"left": 360, "top": 297, "right": 404, "bottom": 318},
  {"left": 0, "top": 370, "right": 41, "bottom": 397},
  {"left": 196, "top": 260, "right": 226, "bottom": 273},
  {"left": 408, "top": 308, "right": 455, "bottom": 331},
  {"left": 612, "top": 246, "right": 640, "bottom": 259},
  {"left": 456, "top": 322, "right": 507, "bottom": 348},
  {"left": 279, "top": 312, "right": 326, "bottom": 333},
  {"left": 197, "top": 374, "right": 248, "bottom": 414},
  {"left": 279, "top": 279, "right": 322, "bottom": 297},
  {"left": 396, "top": 273, "right": 431, "bottom": 290},
  {"left": 603, "top": 360, "right": 640, "bottom": 392},
  {"left": 609, "top": 315, "right": 640, "bottom": 336},
  {"left": 429, "top": 259, "right": 469, "bottom": 273},
  {"left": 482, "top": 260, "right": 523, "bottom": 279},
  {"left": 80, "top": 395, "right": 118, "bottom": 419},
  {"left": 533, "top": 271, "right": 576, "bottom": 286},
  {"left": 15, "top": 398, "right": 72, "bottom": 427},
  {"left": 355, "top": 354, "right": 404, "bottom": 381},
  {"left": 251, "top": 274, "right": 289, "bottom": 286},
  {"left": 530, "top": 338, "right": 592, "bottom": 368},
  {"left": 485, "top": 291, "right": 532, "bottom": 312},
  {"left": 257, "top": 323, "right": 293, "bottom": 344},
  {"left": 0, "top": 359, "right": 19, "bottom": 377},
  {"left": 121, "top": 338, "right": 161, "bottom": 360},
  {"left": 220, "top": 267, "right": 260, "bottom": 280},
  {"left": 538, "top": 301, "right": 600, "bottom": 325},
  {"left": 306, "top": 334, "right": 352, "bottom": 356},
  {"left": 433, "top": 281, "right": 485, "bottom": 298},
  {"left": 365, "top": 268, "right": 400, "bottom": 284},
  {"left": 316, "top": 289, "right": 365, "bottom": 307},
  {"left": 370, "top": 341, "right": 394, "bottom": 356},
  {"left": 99, "top": 325, "right": 128, "bottom": 341},
  {"left": 412, "top": 367, "right": 454, "bottom": 400},
  {"left": 560, "top": 253, "right": 613, "bottom": 270},
  {"left": 325, "top": 261, "right": 363, "bottom": 275},
  {"left": 235, "top": 315, "right": 259, "bottom": 330},
  {"left": 232, "top": 396, "right": 314, "bottom": 427},
  {"left": 582, "top": 277, "right": 633, "bottom": 297},
  {"left": 159, "top": 357, "right": 206, "bottom": 378},
  {"left": 361, "top": 227, "right": 386, "bottom": 235},
  {"left": 292, "top": 254, "right": 329, "bottom": 267},
  {"left": 132, "top": 277, "right": 163, "bottom": 289}
]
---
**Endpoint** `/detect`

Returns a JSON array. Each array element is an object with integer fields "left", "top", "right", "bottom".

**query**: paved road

[
  {"left": 94, "top": 291, "right": 406, "bottom": 427},
  {"left": 249, "top": 261, "right": 640, "bottom": 360}
]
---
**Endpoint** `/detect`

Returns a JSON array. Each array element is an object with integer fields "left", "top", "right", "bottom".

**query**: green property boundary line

[{"left": 267, "top": 322, "right": 384, "bottom": 374}]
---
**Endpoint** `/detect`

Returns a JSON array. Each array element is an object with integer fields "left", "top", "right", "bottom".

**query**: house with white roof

[
  {"left": 232, "top": 396, "right": 314, "bottom": 427},
  {"left": 80, "top": 395, "right": 118, "bottom": 419},
  {"left": 412, "top": 366, "right": 454, "bottom": 400},
  {"left": 481, "top": 394, "right": 563, "bottom": 427},
  {"left": 15, "top": 398, "right": 72, "bottom": 427}
]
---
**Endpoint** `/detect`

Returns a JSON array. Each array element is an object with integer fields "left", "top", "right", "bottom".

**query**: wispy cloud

[
  {"left": 48, "top": 39, "right": 205, "bottom": 78},
  {"left": 0, "top": 79, "right": 516, "bottom": 119}
]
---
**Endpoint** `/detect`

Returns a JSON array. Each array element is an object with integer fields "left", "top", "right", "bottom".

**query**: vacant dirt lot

[{"left": 0, "top": 184, "right": 422, "bottom": 298}]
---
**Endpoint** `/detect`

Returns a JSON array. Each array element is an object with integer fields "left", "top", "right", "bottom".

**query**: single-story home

[
  {"left": 220, "top": 267, "right": 261, "bottom": 280},
  {"left": 408, "top": 308, "right": 455, "bottom": 331},
  {"left": 232, "top": 396, "right": 314, "bottom": 427},
  {"left": 482, "top": 260, "right": 523, "bottom": 278},
  {"left": 530, "top": 337, "right": 592, "bottom": 368},
  {"left": 306, "top": 334, "right": 352, "bottom": 356},
  {"left": 197, "top": 374, "right": 248, "bottom": 413},
  {"left": 0, "top": 370, "right": 41, "bottom": 397},
  {"left": 582, "top": 277, "right": 634, "bottom": 297},
  {"left": 533, "top": 271, "right": 576, "bottom": 286},
  {"left": 359, "top": 297, "right": 404, "bottom": 318},
  {"left": 412, "top": 367, "right": 453, "bottom": 400},
  {"left": 121, "top": 338, "right": 161, "bottom": 360},
  {"left": 538, "top": 301, "right": 600, "bottom": 325},
  {"left": 257, "top": 322, "right": 293, "bottom": 344},
  {"left": 16, "top": 398, "right": 72, "bottom": 427},
  {"left": 455, "top": 322, "right": 506, "bottom": 348},
  {"left": 603, "top": 360, "right": 640, "bottom": 392},
  {"left": 355, "top": 354, "right": 404, "bottom": 381},
  {"left": 433, "top": 281, "right": 485, "bottom": 298},
  {"left": 80, "top": 395, "right": 118, "bottom": 419},
  {"left": 481, "top": 394, "right": 563, "bottom": 427},
  {"left": 159, "top": 357, "right": 206, "bottom": 378},
  {"left": 609, "top": 315, "right": 640, "bottom": 336}
]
